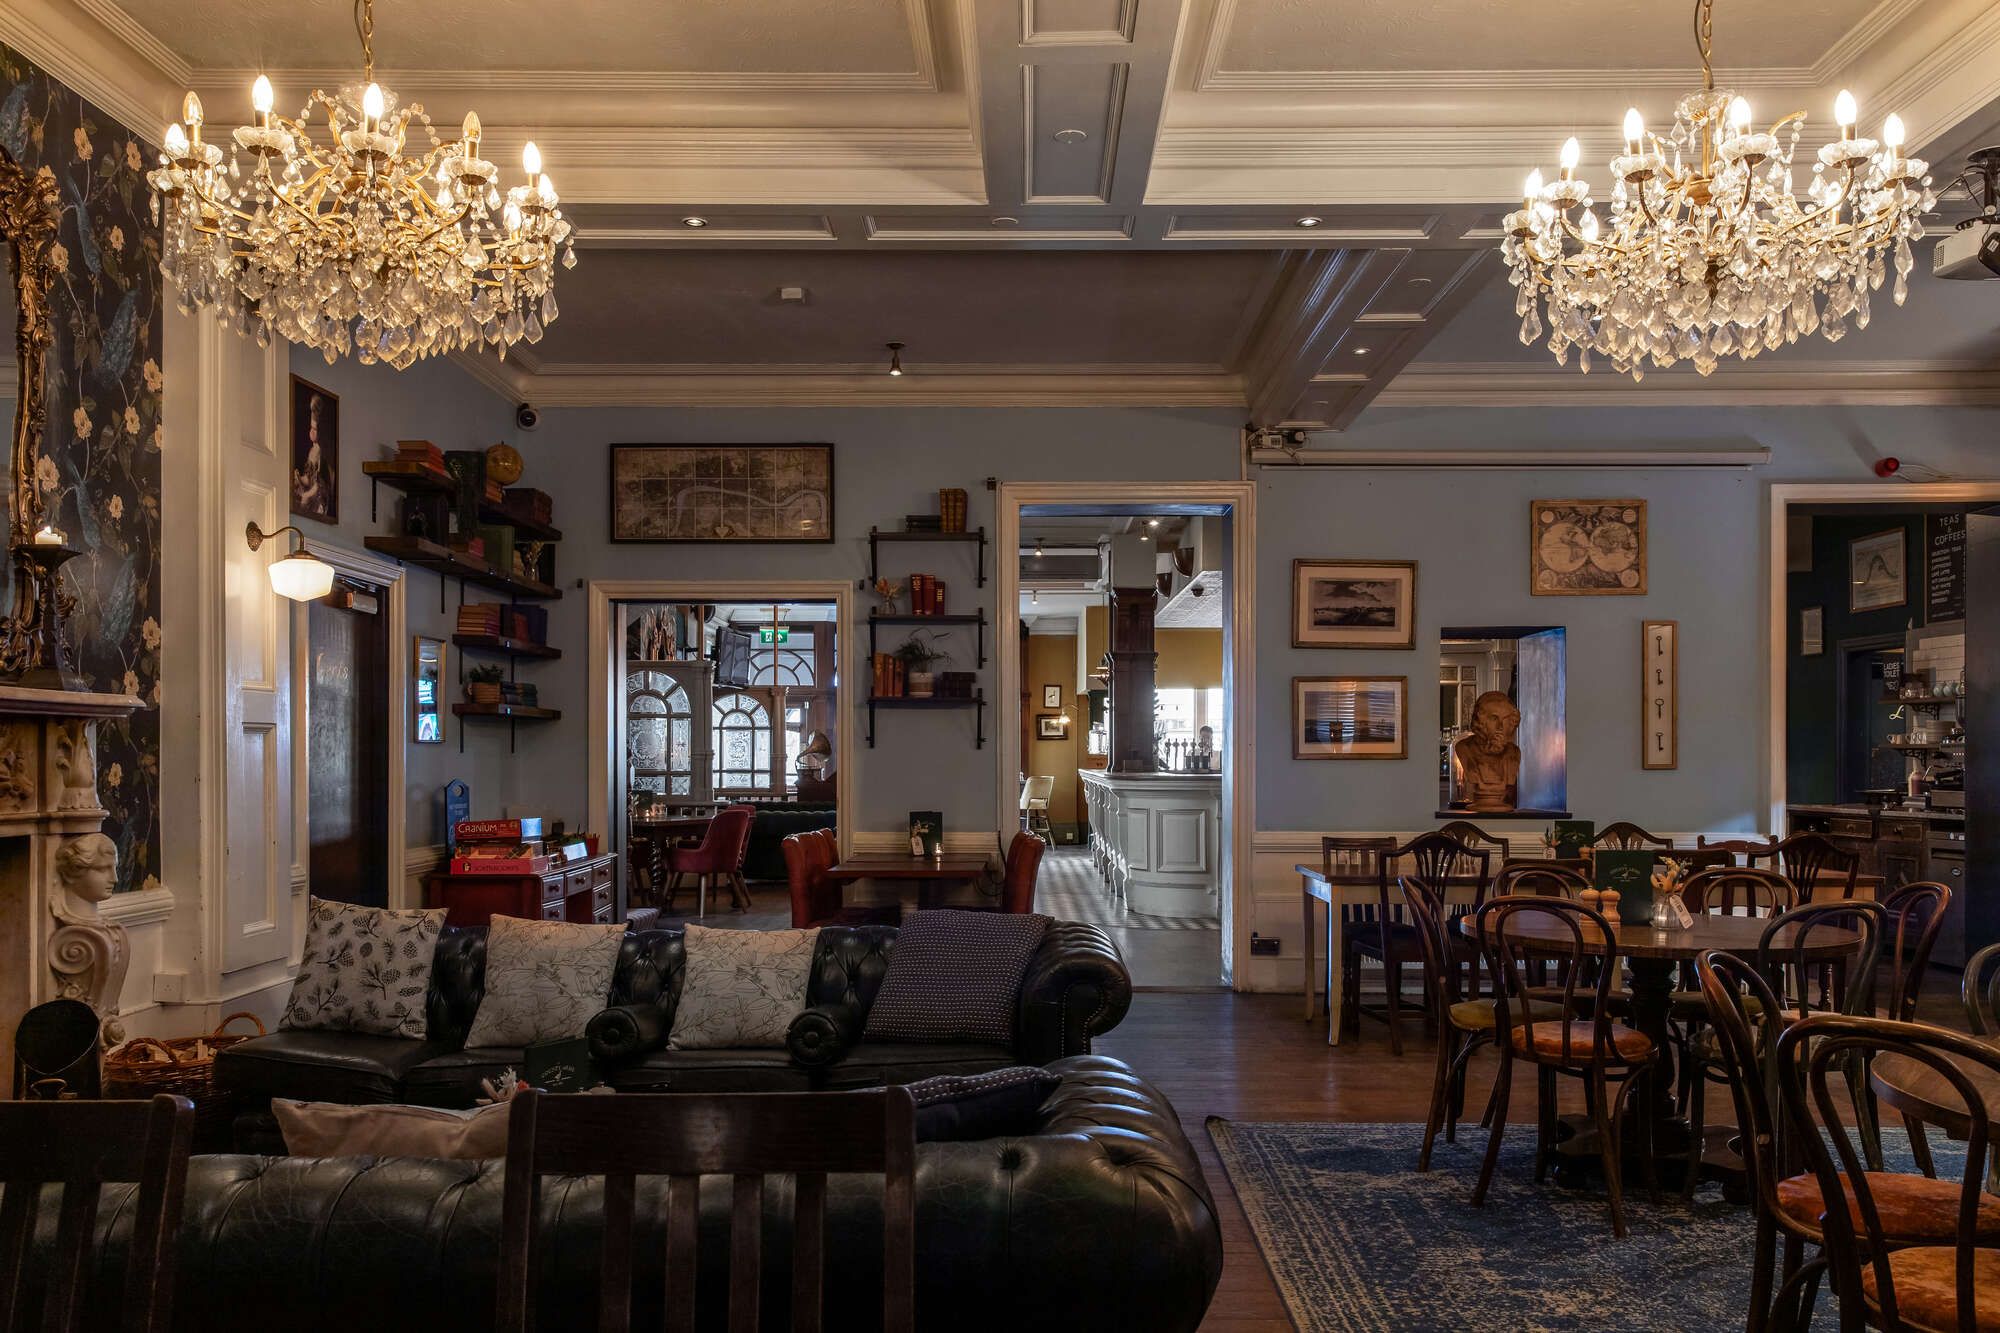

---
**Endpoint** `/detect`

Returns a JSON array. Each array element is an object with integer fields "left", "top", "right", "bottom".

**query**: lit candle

[
  {"left": 361, "top": 82, "right": 385, "bottom": 134},
  {"left": 33, "top": 524, "right": 64, "bottom": 547}
]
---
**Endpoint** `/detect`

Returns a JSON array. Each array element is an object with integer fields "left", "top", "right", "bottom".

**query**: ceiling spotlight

[
  {"left": 1146, "top": 518, "right": 1160, "bottom": 528},
  {"left": 1031, "top": 588, "right": 1039, "bottom": 604},
  {"left": 1034, "top": 538, "right": 1044, "bottom": 558},
  {"left": 1295, "top": 215, "right": 1323, "bottom": 228},
  {"left": 1353, "top": 345, "right": 1372, "bottom": 355},
  {"left": 885, "top": 341, "right": 905, "bottom": 377},
  {"left": 1053, "top": 128, "right": 1089, "bottom": 144},
  {"left": 681, "top": 215, "right": 708, "bottom": 228}
]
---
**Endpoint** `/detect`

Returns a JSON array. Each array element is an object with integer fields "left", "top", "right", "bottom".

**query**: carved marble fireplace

[{"left": 0, "top": 683, "right": 142, "bottom": 1084}]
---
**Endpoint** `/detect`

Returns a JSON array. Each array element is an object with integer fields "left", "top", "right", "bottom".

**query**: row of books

[
  {"left": 905, "top": 574, "right": 948, "bottom": 615},
  {"left": 901, "top": 488, "right": 970, "bottom": 534},
  {"left": 872, "top": 653, "right": 911, "bottom": 698},
  {"left": 457, "top": 602, "right": 550, "bottom": 644}
]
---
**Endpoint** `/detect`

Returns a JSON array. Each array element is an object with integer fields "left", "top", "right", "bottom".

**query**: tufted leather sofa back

[{"left": 423, "top": 926, "right": 488, "bottom": 1048}]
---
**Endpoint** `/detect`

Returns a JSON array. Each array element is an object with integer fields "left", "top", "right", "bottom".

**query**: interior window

[{"left": 712, "top": 691, "right": 773, "bottom": 792}]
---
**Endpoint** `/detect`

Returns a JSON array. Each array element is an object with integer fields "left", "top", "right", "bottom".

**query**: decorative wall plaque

[{"left": 1642, "top": 619, "right": 1678, "bottom": 770}]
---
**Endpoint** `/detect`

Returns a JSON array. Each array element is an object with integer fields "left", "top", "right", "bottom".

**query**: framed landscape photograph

[
  {"left": 1530, "top": 499, "right": 1647, "bottom": 595},
  {"left": 1036, "top": 713, "right": 1068, "bottom": 740},
  {"left": 289, "top": 375, "right": 339, "bottom": 524},
  {"left": 610, "top": 444, "right": 834, "bottom": 543},
  {"left": 1292, "top": 676, "right": 1407, "bottom": 760},
  {"left": 1849, "top": 528, "right": 1907, "bottom": 612},
  {"left": 1291, "top": 559, "right": 1417, "bottom": 649}
]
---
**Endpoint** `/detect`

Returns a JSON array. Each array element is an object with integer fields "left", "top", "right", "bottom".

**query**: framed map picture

[
  {"left": 1849, "top": 527, "right": 1907, "bottom": 613},
  {"left": 1292, "top": 559, "right": 1416, "bottom": 649},
  {"left": 610, "top": 444, "right": 834, "bottom": 543},
  {"left": 1530, "top": 499, "right": 1647, "bottom": 595}
]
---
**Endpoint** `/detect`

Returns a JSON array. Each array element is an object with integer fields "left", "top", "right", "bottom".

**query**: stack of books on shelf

[
  {"left": 907, "top": 574, "right": 946, "bottom": 615},
  {"left": 938, "top": 488, "right": 968, "bottom": 533},
  {"left": 458, "top": 603, "right": 503, "bottom": 637},
  {"left": 458, "top": 603, "right": 549, "bottom": 646},
  {"left": 934, "top": 671, "right": 976, "bottom": 700},
  {"left": 498, "top": 681, "right": 540, "bottom": 707},
  {"left": 871, "top": 653, "right": 908, "bottom": 699},
  {"left": 503, "top": 487, "right": 553, "bottom": 527},
  {"left": 395, "top": 439, "right": 448, "bottom": 477},
  {"left": 903, "top": 513, "right": 943, "bottom": 533},
  {"left": 450, "top": 817, "right": 552, "bottom": 875}
]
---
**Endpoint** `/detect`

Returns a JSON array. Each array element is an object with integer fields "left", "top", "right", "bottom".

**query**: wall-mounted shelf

[
  {"left": 453, "top": 634, "right": 561, "bottom": 661},
  {"left": 867, "top": 610, "right": 987, "bottom": 670},
  {"left": 866, "top": 692, "right": 984, "bottom": 749},
  {"left": 364, "top": 535, "right": 560, "bottom": 602},
  {"left": 453, "top": 701, "right": 561, "bottom": 755},
  {"left": 868, "top": 526, "right": 986, "bottom": 588},
  {"left": 363, "top": 461, "right": 563, "bottom": 540}
]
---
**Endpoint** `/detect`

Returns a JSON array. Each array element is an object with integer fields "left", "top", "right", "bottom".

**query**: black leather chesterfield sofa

[
  {"left": 216, "top": 922, "right": 1130, "bottom": 1126},
  {"left": 28, "top": 1057, "right": 1217, "bottom": 1332}
]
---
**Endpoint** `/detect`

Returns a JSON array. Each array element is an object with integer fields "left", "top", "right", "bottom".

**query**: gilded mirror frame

[{"left": 0, "top": 145, "right": 61, "bottom": 670}]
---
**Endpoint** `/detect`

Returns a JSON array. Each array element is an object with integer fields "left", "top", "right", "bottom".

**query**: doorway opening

[{"left": 1015, "top": 503, "right": 1235, "bottom": 989}]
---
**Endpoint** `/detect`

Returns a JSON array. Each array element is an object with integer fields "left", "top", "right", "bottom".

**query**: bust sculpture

[
  {"left": 48, "top": 832, "right": 128, "bottom": 1045},
  {"left": 1452, "top": 691, "right": 1522, "bottom": 812}
]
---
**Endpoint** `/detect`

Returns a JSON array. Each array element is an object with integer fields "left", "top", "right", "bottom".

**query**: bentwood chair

[
  {"left": 1471, "top": 895, "right": 1661, "bottom": 1237},
  {"left": 1594, "top": 821, "right": 1674, "bottom": 852},
  {"left": 1337, "top": 833, "right": 1488, "bottom": 1055},
  {"left": 1492, "top": 860, "right": 1590, "bottom": 898},
  {"left": 1696, "top": 834, "right": 1779, "bottom": 867},
  {"left": 1856, "top": 881, "right": 1952, "bottom": 1174},
  {"left": 498, "top": 1088, "right": 917, "bottom": 1333},
  {"left": 0, "top": 1094, "right": 195, "bottom": 1333},
  {"left": 1967, "top": 941, "right": 2000, "bottom": 1035},
  {"left": 1776, "top": 1015, "right": 2000, "bottom": 1333}
]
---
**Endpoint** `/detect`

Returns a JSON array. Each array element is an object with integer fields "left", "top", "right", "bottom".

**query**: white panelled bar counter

[{"left": 1079, "top": 769, "right": 1221, "bottom": 920}]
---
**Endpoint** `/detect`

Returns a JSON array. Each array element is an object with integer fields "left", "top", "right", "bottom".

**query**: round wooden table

[
  {"left": 1871, "top": 1036, "right": 2000, "bottom": 1192},
  {"left": 1460, "top": 909, "right": 1861, "bottom": 1181}
]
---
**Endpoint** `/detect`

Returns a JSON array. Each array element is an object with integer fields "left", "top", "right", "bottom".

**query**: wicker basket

[{"left": 105, "top": 1012, "right": 266, "bottom": 1136}]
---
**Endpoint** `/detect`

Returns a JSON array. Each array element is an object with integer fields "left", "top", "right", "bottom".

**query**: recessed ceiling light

[
  {"left": 681, "top": 216, "right": 708, "bottom": 228},
  {"left": 1147, "top": 519, "right": 1160, "bottom": 528},
  {"left": 1053, "top": 128, "right": 1089, "bottom": 144},
  {"left": 1295, "top": 215, "right": 1323, "bottom": 228},
  {"left": 991, "top": 216, "right": 1020, "bottom": 227},
  {"left": 1353, "top": 345, "right": 1372, "bottom": 355},
  {"left": 1408, "top": 276, "right": 1434, "bottom": 287}
]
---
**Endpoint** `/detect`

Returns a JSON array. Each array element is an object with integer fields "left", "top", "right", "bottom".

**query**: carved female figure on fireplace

[{"left": 48, "top": 831, "right": 127, "bottom": 1044}]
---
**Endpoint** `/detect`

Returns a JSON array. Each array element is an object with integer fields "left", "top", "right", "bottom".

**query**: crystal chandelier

[
  {"left": 1502, "top": 0, "right": 1935, "bottom": 378},
  {"left": 147, "top": 0, "right": 573, "bottom": 369}
]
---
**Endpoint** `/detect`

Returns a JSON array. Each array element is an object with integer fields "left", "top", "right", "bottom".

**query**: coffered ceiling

[{"left": 8, "top": 0, "right": 2000, "bottom": 422}]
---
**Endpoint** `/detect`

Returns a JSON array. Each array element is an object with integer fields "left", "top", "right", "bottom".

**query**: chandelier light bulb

[
  {"left": 1834, "top": 89, "right": 1857, "bottom": 136},
  {"left": 361, "top": 82, "right": 385, "bottom": 124},
  {"left": 1882, "top": 114, "right": 1905, "bottom": 150},
  {"left": 537, "top": 173, "right": 556, "bottom": 206},
  {"left": 163, "top": 122, "right": 188, "bottom": 158},
  {"left": 182, "top": 92, "right": 203, "bottom": 130},
  {"left": 251, "top": 75, "right": 274, "bottom": 118},
  {"left": 522, "top": 141, "right": 541, "bottom": 178},
  {"left": 1728, "top": 96, "right": 1752, "bottom": 132},
  {"left": 1524, "top": 168, "right": 1544, "bottom": 201},
  {"left": 1579, "top": 210, "right": 1600, "bottom": 242},
  {"left": 1559, "top": 137, "right": 1580, "bottom": 176},
  {"left": 1622, "top": 107, "right": 1645, "bottom": 151},
  {"left": 461, "top": 111, "right": 481, "bottom": 145}
]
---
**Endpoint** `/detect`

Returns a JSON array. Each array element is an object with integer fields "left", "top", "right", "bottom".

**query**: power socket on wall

[{"left": 1249, "top": 933, "right": 1280, "bottom": 957}]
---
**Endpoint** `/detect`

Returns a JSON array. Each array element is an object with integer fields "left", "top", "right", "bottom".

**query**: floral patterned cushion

[
  {"left": 280, "top": 898, "right": 448, "bottom": 1040},
  {"left": 463, "top": 916, "right": 626, "bottom": 1049},
  {"left": 667, "top": 923, "right": 821, "bottom": 1050}
]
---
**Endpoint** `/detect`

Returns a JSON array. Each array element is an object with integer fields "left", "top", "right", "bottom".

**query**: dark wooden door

[{"left": 307, "top": 597, "right": 388, "bottom": 906}]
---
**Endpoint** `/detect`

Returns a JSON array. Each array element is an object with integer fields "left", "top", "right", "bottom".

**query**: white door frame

[
  {"left": 1765, "top": 480, "right": 2000, "bottom": 833},
  {"left": 294, "top": 537, "right": 409, "bottom": 906},
  {"left": 995, "top": 481, "right": 1257, "bottom": 988},
  {"left": 587, "top": 579, "right": 858, "bottom": 867}
]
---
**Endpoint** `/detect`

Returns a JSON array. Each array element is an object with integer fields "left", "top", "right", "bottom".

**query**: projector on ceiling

[{"left": 1932, "top": 224, "right": 2000, "bottom": 280}]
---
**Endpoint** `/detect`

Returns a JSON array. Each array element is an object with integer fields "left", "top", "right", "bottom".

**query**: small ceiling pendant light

[
  {"left": 1031, "top": 588, "right": 1039, "bottom": 604},
  {"left": 885, "top": 341, "right": 905, "bottom": 376},
  {"left": 246, "top": 522, "right": 336, "bottom": 601},
  {"left": 1034, "top": 538, "right": 1044, "bottom": 558}
]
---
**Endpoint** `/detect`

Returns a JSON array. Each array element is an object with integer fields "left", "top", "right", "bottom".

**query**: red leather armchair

[
  {"left": 783, "top": 828, "right": 842, "bottom": 927},
  {"left": 1000, "top": 832, "right": 1044, "bottom": 915}
]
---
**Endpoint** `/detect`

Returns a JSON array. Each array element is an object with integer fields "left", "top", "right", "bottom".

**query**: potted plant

[
  {"left": 466, "top": 663, "right": 505, "bottom": 706},
  {"left": 894, "top": 631, "right": 950, "bottom": 699}
]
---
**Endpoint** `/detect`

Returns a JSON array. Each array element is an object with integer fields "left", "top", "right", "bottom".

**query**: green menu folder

[
  {"left": 1594, "top": 850, "right": 1658, "bottom": 925},
  {"left": 1552, "top": 819, "right": 1595, "bottom": 861}
]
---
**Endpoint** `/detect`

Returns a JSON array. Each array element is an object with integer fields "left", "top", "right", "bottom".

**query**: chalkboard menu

[{"left": 1927, "top": 512, "right": 1967, "bottom": 623}]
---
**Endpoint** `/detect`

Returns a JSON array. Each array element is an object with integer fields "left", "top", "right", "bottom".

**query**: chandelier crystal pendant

[
  {"left": 1502, "top": 0, "right": 1934, "bottom": 378},
  {"left": 147, "top": 0, "right": 573, "bottom": 369}
]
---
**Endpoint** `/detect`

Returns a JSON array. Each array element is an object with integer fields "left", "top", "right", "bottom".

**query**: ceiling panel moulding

[
  {"left": 1022, "top": 0, "right": 1138, "bottom": 46},
  {"left": 1249, "top": 447, "right": 1774, "bottom": 469},
  {"left": 1161, "top": 211, "right": 1440, "bottom": 243},
  {"left": 864, "top": 214, "right": 1136, "bottom": 240},
  {"left": 1022, "top": 62, "right": 1128, "bottom": 203}
]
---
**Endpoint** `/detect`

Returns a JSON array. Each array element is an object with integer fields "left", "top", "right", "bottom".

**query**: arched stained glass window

[
  {"left": 712, "top": 691, "right": 772, "bottom": 792},
  {"left": 627, "top": 669, "right": 693, "bottom": 796}
]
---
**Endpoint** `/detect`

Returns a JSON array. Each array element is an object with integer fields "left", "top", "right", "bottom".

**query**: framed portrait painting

[
  {"left": 610, "top": 444, "right": 834, "bottom": 543},
  {"left": 1849, "top": 528, "right": 1907, "bottom": 613},
  {"left": 1530, "top": 499, "right": 1646, "bottom": 595},
  {"left": 289, "top": 375, "right": 339, "bottom": 524},
  {"left": 1292, "top": 559, "right": 1417, "bottom": 649},
  {"left": 1292, "top": 676, "right": 1407, "bottom": 760}
]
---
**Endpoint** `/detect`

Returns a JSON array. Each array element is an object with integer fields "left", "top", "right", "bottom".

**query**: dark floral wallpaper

[{"left": 1, "top": 45, "right": 162, "bottom": 893}]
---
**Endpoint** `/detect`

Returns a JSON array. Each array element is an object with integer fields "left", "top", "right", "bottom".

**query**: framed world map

[
  {"left": 1529, "top": 499, "right": 1648, "bottom": 596},
  {"left": 610, "top": 444, "right": 835, "bottom": 543}
]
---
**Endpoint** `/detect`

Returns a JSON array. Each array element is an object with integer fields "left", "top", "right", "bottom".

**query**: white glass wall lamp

[{"left": 246, "top": 522, "right": 336, "bottom": 601}]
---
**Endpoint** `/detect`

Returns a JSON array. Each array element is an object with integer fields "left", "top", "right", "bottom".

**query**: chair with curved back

[
  {"left": 1753, "top": 833, "right": 1861, "bottom": 902},
  {"left": 1492, "top": 860, "right": 1589, "bottom": 899},
  {"left": 1435, "top": 821, "right": 1511, "bottom": 863},
  {"left": 1775, "top": 1014, "right": 2000, "bottom": 1333},
  {"left": 1019, "top": 776, "right": 1055, "bottom": 846},
  {"left": 664, "top": 804, "right": 755, "bottom": 917},
  {"left": 1680, "top": 866, "right": 1798, "bottom": 919},
  {"left": 1328, "top": 833, "right": 1487, "bottom": 1055},
  {"left": 783, "top": 828, "right": 839, "bottom": 927},
  {"left": 1856, "top": 881, "right": 1953, "bottom": 1175},
  {"left": 1471, "top": 894, "right": 1661, "bottom": 1237},
  {"left": 1695, "top": 834, "right": 1779, "bottom": 867},
  {"left": 1594, "top": 822, "right": 1674, "bottom": 851},
  {"left": 998, "top": 831, "right": 1044, "bottom": 914},
  {"left": 1967, "top": 941, "right": 2000, "bottom": 1035}
]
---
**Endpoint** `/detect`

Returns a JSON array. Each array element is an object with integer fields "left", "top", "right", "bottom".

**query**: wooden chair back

[
  {"left": 1879, "top": 881, "right": 1950, "bottom": 1023},
  {"left": 1966, "top": 941, "right": 2000, "bottom": 1037},
  {"left": 497, "top": 1088, "right": 916, "bottom": 1333},
  {"left": 1475, "top": 895, "right": 1623, "bottom": 1068},
  {"left": 999, "top": 831, "right": 1044, "bottom": 914},
  {"left": 1757, "top": 833, "right": 1859, "bottom": 902},
  {"left": 1756, "top": 901, "right": 1885, "bottom": 1024},
  {"left": 1434, "top": 821, "right": 1510, "bottom": 862},
  {"left": 1694, "top": 834, "right": 1778, "bottom": 866},
  {"left": 1492, "top": 860, "right": 1588, "bottom": 899},
  {"left": 1320, "top": 836, "right": 1397, "bottom": 926},
  {"left": 0, "top": 1094, "right": 194, "bottom": 1333},
  {"left": 1694, "top": 949, "right": 1788, "bottom": 1226},
  {"left": 1397, "top": 877, "right": 1462, "bottom": 1011},
  {"left": 1777, "top": 1015, "right": 2000, "bottom": 1333},
  {"left": 1392, "top": 833, "right": 1490, "bottom": 922},
  {"left": 1594, "top": 821, "right": 1672, "bottom": 851},
  {"left": 1681, "top": 867, "right": 1796, "bottom": 918}
]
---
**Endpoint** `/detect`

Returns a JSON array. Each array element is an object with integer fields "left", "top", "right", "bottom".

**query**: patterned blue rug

[{"left": 1206, "top": 1119, "right": 1907, "bottom": 1333}]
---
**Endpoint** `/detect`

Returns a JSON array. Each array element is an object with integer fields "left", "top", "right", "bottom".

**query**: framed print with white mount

[
  {"left": 1799, "top": 605, "right": 1824, "bottom": 657},
  {"left": 1291, "top": 559, "right": 1416, "bottom": 649},
  {"left": 1042, "top": 683, "right": 1062, "bottom": 709},
  {"left": 1293, "top": 676, "right": 1408, "bottom": 760},
  {"left": 1848, "top": 527, "right": 1906, "bottom": 613},
  {"left": 1642, "top": 620, "right": 1677, "bottom": 770}
]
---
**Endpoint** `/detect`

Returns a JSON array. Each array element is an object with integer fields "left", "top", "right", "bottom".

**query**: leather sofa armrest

[
  {"left": 586, "top": 1003, "right": 669, "bottom": 1064},
  {"left": 787, "top": 1001, "right": 864, "bottom": 1068},
  {"left": 1015, "top": 921, "right": 1131, "bottom": 1064}
]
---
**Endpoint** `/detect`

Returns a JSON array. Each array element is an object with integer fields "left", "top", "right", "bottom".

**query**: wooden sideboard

[{"left": 424, "top": 852, "right": 620, "bottom": 928}]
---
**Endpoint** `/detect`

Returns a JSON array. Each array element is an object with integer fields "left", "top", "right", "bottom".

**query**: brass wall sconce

[{"left": 245, "top": 522, "right": 335, "bottom": 601}]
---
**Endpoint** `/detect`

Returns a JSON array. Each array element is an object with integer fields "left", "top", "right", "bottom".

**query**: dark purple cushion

[
  {"left": 907, "top": 1066, "right": 1062, "bottom": 1142},
  {"left": 862, "top": 909, "right": 1050, "bottom": 1045}
]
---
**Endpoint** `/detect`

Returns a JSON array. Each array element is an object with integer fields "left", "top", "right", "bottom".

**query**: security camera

[
  {"left": 1935, "top": 146, "right": 2000, "bottom": 279},
  {"left": 514, "top": 402, "right": 540, "bottom": 431}
]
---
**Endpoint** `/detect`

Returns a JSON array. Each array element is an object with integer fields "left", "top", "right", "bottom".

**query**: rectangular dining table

[{"left": 825, "top": 851, "right": 995, "bottom": 911}]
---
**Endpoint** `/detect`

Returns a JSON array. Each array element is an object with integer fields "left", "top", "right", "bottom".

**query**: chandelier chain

[
  {"left": 355, "top": 0, "right": 375, "bottom": 81},
  {"left": 1695, "top": 0, "right": 1715, "bottom": 91}
]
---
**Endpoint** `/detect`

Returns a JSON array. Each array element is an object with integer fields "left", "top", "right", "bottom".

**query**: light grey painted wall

[
  {"left": 297, "top": 354, "right": 522, "bottom": 846},
  {"left": 308, "top": 364, "right": 1998, "bottom": 842}
]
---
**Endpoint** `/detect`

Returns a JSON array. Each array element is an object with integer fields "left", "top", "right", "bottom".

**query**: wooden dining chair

[
  {"left": 1966, "top": 941, "right": 2000, "bottom": 1035},
  {"left": 1775, "top": 1014, "right": 2000, "bottom": 1333},
  {"left": 1694, "top": 834, "right": 1778, "bottom": 867},
  {"left": 1752, "top": 833, "right": 1860, "bottom": 903},
  {"left": 1434, "top": 821, "right": 1511, "bottom": 862},
  {"left": 1471, "top": 895, "right": 1661, "bottom": 1237},
  {"left": 1594, "top": 822, "right": 1674, "bottom": 851},
  {"left": 1492, "top": 860, "right": 1589, "bottom": 898},
  {"left": 497, "top": 1087, "right": 916, "bottom": 1333},
  {"left": 0, "top": 1094, "right": 195, "bottom": 1333},
  {"left": 1344, "top": 832, "right": 1487, "bottom": 1056},
  {"left": 1855, "top": 881, "right": 1953, "bottom": 1175}
]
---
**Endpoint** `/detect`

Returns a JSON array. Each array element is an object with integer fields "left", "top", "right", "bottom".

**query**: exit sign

[{"left": 759, "top": 627, "right": 790, "bottom": 644}]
